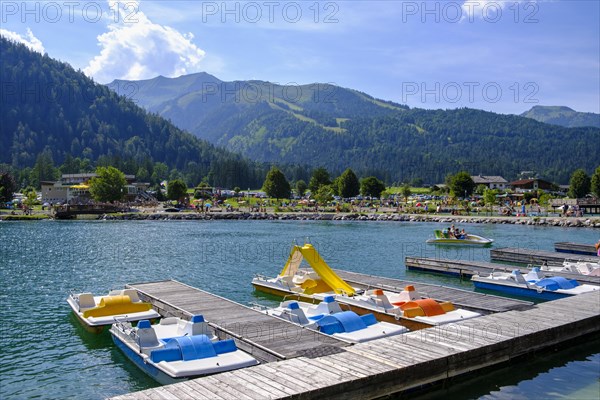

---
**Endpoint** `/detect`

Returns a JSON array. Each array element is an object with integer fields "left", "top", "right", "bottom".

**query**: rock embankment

[{"left": 98, "top": 212, "right": 600, "bottom": 228}]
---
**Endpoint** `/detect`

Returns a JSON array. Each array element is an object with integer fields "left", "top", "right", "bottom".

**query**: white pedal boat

[
  {"left": 67, "top": 289, "right": 160, "bottom": 333},
  {"left": 335, "top": 286, "right": 481, "bottom": 326},
  {"left": 472, "top": 268, "right": 600, "bottom": 300},
  {"left": 110, "top": 315, "right": 259, "bottom": 385},
  {"left": 265, "top": 296, "right": 408, "bottom": 343}
]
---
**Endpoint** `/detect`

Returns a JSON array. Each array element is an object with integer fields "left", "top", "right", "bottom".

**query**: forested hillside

[
  {"left": 0, "top": 38, "right": 266, "bottom": 188},
  {"left": 113, "top": 74, "right": 600, "bottom": 184},
  {"left": 521, "top": 106, "right": 600, "bottom": 128}
]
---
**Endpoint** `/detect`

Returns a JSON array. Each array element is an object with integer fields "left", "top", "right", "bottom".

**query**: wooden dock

[
  {"left": 405, "top": 256, "right": 600, "bottom": 285},
  {"left": 333, "top": 269, "right": 533, "bottom": 313},
  {"left": 555, "top": 241, "right": 598, "bottom": 256},
  {"left": 126, "top": 281, "right": 350, "bottom": 363},
  {"left": 491, "top": 247, "right": 599, "bottom": 266},
  {"left": 111, "top": 286, "right": 599, "bottom": 400}
]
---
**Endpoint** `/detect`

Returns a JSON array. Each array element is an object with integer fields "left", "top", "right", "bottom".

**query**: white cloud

[
  {"left": 0, "top": 28, "right": 45, "bottom": 53},
  {"left": 84, "top": 2, "right": 205, "bottom": 83}
]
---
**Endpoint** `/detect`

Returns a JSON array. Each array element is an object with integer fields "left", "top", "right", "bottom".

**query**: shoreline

[{"left": 3, "top": 210, "right": 598, "bottom": 228}]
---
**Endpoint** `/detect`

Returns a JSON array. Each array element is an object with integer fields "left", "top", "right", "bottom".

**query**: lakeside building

[
  {"left": 41, "top": 173, "right": 149, "bottom": 204},
  {"left": 509, "top": 178, "right": 556, "bottom": 193},
  {"left": 471, "top": 175, "right": 508, "bottom": 190}
]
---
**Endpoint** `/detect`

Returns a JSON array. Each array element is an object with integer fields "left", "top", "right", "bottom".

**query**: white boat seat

[
  {"left": 176, "top": 315, "right": 212, "bottom": 336},
  {"left": 137, "top": 320, "right": 161, "bottom": 349},
  {"left": 510, "top": 270, "right": 528, "bottom": 284},
  {"left": 78, "top": 293, "right": 96, "bottom": 309},
  {"left": 121, "top": 289, "right": 141, "bottom": 303},
  {"left": 285, "top": 302, "right": 310, "bottom": 325},
  {"left": 524, "top": 267, "right": 544, "bottom": 282},
  {"left": 313, "top": 296, "right": 342, "bottom": 315}
]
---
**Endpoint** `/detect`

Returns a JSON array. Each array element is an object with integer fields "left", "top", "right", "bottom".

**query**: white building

[
  {"left": 41, "top": 173, "right": 148, "bottom": 204},
  {"left": 471, "top": 175, "right": 508, "bottom": 190}
]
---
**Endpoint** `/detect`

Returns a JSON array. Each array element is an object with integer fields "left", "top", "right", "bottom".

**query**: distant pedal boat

[
  {"left": 426, "top": 230, "right": 493, "bottom": 246},
  {"left": 67, "top": 289, "right": 160, "bottom": 333},
  {"left": 471, "top": 268, "right": 600, "bottom": 300},
  {"left": 110, "top": 315, "right": 259, "bottom": 385}
]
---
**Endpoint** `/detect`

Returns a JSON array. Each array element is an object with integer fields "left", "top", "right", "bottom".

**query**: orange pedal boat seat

[{"left": 400, "top": 298, "right": 454, "bottom": 318}]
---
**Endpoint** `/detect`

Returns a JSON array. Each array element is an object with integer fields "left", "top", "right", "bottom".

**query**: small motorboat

[
  {"left": 110, "top": 315, "right": 259, "bottom": 385},
  {"left": 426, "top": 230, "right": 493, "bottom": 246},
  {"left": 67, "top": 289, "right": 160, "bottom": 333},
  {"left": 471, "top": 267, "right": 600, "bottom": 300},
  {"left": 264, "top": 296, "right": 408, "bottom": 343}
]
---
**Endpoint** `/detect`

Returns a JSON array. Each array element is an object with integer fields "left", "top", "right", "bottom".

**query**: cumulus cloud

[
  {"left": 0, "top": 28, "right": 45, "bottom": 53},
  {"left": 84, "top": 2, "right": 205, "bottom": 83}
]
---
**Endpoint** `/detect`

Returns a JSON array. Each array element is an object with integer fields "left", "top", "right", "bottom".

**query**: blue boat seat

[
  {"left": 316, "top": 311, "right": 372, "bottom": 335},
  {"left": 150, "top": 335, "right": 239, "bottom": 363},
  {"left": 536, "top": 277, "right": 580, "bottom": 291}
]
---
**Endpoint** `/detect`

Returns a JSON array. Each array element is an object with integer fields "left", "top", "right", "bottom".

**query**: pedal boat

[
  {"left": 252, "top": 243, "right": 360, "bottom": 301},
  {"left": 543, "top": 261, "right": 600, "bottom": 276},
  {"left": 335, "top": 286, "right": 481, "bottom": 326},
  {"left": 67, "top": 289, "right": 160, "bottom": 333},
  {"left": 110, "top": 315, "right": 259, "bottom": 385},
  {"left": 426, "top": 230, "right": 493, "bottom": 246},
  {"left": 471, "top": 267, "right": 600, "bottom": 300},
  {"left": 264, "top": 296, "right": 408, "bottom": 343}
]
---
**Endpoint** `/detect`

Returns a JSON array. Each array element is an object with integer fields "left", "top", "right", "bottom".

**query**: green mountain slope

[
  {"left": 0, "top": 38, "right": 263, "bottom": 188},
  {"left": 521, "top": 106, "right": 600, "bottom": 128},
  {"left": 111, "top": 74, "right": 600, "bottom": 183}
]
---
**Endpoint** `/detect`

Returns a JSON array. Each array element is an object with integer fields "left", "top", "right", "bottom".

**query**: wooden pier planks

[
  {"left": 334, "top": 269, "right": 534, "bottom": 313},
  {"left": 491, "top": 247, "right": 599, "bottom": 266},
  {"left": 126, "top": 280, "right": 349, "bottom": 363},
  {"left": 554, "top": 242, "right": 598, "bottom": 256},
  {"left": 111, "top": 289, "right": 599, "bottom": 400},
  {"left": 405, "top": 256, "right": 600, "bottom": 285}
]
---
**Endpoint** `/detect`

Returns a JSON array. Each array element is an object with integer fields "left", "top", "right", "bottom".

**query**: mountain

[
  {"left": 110, "top": 74, "right": 600, "bottom": 184},
  {"left": 0, "top": 38, "right": 264, "bottom": 188},
  {"left": 520, "top": 106, "right": 600, "bottom": 128}
]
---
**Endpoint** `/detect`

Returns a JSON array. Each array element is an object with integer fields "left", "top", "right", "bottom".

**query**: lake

[{"left": 0, "top": 219, "right": 598, "bottom": 399}]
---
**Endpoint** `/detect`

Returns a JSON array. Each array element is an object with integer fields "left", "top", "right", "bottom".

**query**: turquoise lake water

[{"left": 0, "top": 220, "right": 598, "bottom": 399}]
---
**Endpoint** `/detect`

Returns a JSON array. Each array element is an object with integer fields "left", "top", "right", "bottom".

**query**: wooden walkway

[
  {"left": 126, "top": 281, "right": 349, "bottom": 363},
  {"left": 491, "top": 247, "right": 599, "bottom": 266},
  {"left": 555, "top": 242, "right": 598, "bottom": 256},
  {"left": 334, "top": 269, "right": 533, "bottom": 313},
  {"left": 405, "top": 256, "right": 600, "bottom": 286},
  {"left": 111, "top": 288, "right": 599, "bottom": 400}
]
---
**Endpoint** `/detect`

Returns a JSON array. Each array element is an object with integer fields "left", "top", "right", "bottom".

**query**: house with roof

[
  {"left": 471, "top": 175, "right": 508, "bottom": 190},
  {"left": 41, "top": 173, "right": 149, "bottom": 204},
  {"left": 509, "top": 178, "right": 556, "bottom": 193}
]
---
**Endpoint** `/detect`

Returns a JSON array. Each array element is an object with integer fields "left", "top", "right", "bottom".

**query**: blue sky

[{"left": 2, "top": 0, "right": 599, "bottom": 114}]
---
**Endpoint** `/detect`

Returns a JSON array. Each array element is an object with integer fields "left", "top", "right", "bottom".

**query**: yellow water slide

[{"left": 279, "top": 244, "right": 355, "bottom": 295}]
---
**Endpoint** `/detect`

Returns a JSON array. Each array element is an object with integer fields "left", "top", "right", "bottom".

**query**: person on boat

[
  {"left": 458, "top": 229, "right": 466, "bottom": 239},
  {"left": 596, "top": 239, "right": 600, "bottom": 257}
]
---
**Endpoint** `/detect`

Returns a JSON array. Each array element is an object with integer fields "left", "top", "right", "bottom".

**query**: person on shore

[{"left": 596, "top": 239, "right": 600, "bottom": 257}]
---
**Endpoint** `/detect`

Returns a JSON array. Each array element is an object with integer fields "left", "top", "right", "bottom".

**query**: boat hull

[
  {"left": 111, "top": 332, "right": 183, "bottom": 386},
  {"left": 472, "top": 281, "right": 569, "bottom": 301},
  {"left": 426, "top": 238, "right": 493, "bottom": 246}
]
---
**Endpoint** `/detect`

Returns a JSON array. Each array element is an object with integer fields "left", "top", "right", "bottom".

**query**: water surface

[{"left": 0, "top": 220, "right": 597, "bottom": 399}]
